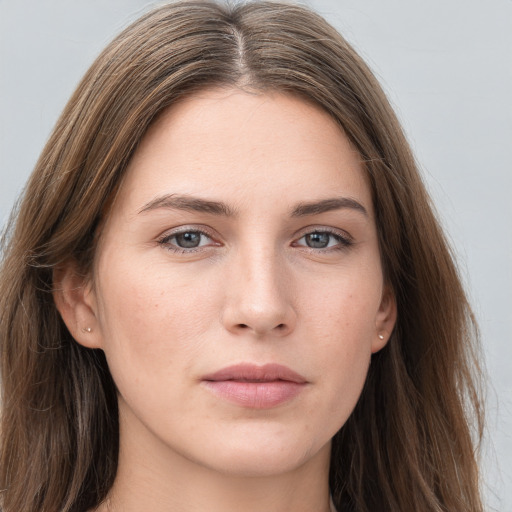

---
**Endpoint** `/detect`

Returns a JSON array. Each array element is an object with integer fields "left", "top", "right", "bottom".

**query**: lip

[{"left": 201, "top": 363, "right": 308, "bottom": 409}]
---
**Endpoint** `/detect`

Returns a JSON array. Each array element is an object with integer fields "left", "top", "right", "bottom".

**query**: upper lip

[{"left": 202, "top": 363, "right": 307, "bottom": 384}]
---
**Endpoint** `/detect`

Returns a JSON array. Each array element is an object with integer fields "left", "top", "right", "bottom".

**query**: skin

[{"left": 55, "top": 88, "right": 396, "bottom": 512}]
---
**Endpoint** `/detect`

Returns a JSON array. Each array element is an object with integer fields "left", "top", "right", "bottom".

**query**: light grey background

[{"left": 1, "top": 1, "right": 510, "bottom": 510}]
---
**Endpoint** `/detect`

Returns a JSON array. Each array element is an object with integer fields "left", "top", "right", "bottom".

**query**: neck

[{"left": 96, "top": 404, "right": 333, "bottom": 512}]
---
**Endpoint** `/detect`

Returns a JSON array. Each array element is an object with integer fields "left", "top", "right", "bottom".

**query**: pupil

[
  {"left": 176, "top": 232, "right": 201, "bottom": 248},
  {"left": 306, "top": 232, "right": 329, "bottom": 248}
]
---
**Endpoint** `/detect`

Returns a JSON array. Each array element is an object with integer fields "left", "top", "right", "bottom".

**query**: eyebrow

[
  {"left": 138, "top": 194, "right": 237, "bottom": 216},
  {"left": 291, "top": 197, "right": 368, "bottom": 217},
  {"left": 138, "top": 193, "right": 368, "bottom": 218}
]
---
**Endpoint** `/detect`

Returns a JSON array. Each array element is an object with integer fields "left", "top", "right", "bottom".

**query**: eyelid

[
  {"left": 157, "top": 225, "right": 221, "bottom": 250},
  {"left": 292, "top": 226, "right": 354, "bottom": 250},
  {"left": 294, "top": 225, "right": 353, "bottom": 241}
]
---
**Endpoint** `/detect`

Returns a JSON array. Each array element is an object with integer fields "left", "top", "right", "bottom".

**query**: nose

[{"left": 221, "top": 245, "right": 297, "bottom": 338}]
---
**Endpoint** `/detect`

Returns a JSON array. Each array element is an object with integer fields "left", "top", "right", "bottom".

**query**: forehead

[{"left": 114, "top": 88, "right": 372, "bottom": 217}]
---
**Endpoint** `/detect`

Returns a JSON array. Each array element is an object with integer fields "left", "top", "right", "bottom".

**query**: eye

[
  {"left": 294, "top": 230, "right": 352, "bottom": 250},
  {"left": 158, "top": 228, "right": 216, "bottom": 252}
]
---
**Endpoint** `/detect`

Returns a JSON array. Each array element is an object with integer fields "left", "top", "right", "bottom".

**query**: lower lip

[{"left": 202, "top": 380, "right": 305, "bottom": 408}]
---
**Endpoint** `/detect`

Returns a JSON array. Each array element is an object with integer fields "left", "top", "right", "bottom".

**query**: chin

[
  {"left": 208, "top": 450, "right": 315, "bottom": 478},
  {"left": 192, "top": 427, "right": 331, "bottom": 478}
]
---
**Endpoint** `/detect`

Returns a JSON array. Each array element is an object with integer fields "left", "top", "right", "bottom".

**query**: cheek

[
  {"left": 94, "top": 257, "right": 220, "bottom": 388},
  {"left": 305, "top": 262, "right": 383, "bottom": 345},
  {"left": 314, "top": 291, "right": 374, "bottom": 392},
  {"left": 301, "top": 268, "right": 381, "bottom": 420}
]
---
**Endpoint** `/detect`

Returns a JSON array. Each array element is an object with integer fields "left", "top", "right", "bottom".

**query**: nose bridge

[
  {"left": 222, "top": 238, "right": 295, "bottom": 336},
  {"left": 242, "top": 242, "right": 283, "bottom": 302}
]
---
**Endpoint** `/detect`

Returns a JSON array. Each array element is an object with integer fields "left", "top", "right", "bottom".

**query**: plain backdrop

[{"left": 1, "top": 1, "right": 511, "bottom": 510}]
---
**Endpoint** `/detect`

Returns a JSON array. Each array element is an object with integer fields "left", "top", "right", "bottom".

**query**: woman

[{"left": 0, "top": 1, "right": 484, "bottom": 511}]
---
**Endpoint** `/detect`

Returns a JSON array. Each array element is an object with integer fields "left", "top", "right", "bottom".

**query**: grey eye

[
  {"left": 173, "top": 231, "right": 204, "bottom": 248},
  {"left": 305, "top": 232, "right": 331, "bottom": 248},
  {"left": 294, "top": 230, "right": 351, "bottom": 251}
]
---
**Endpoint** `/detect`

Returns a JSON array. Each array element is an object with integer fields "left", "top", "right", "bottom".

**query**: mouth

[{"left": 201, "top": 363, "right": 308, "bottom": 409}]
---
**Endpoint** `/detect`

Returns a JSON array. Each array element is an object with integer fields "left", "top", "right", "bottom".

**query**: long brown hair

[{"left": 0, "top": 1, "right": 484, "bottom": 510}]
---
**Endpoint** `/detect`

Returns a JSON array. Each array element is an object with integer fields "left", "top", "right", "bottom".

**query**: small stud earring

[
  {"left": 378, "top": 333, "right": 385, "bottom": 340},
  {"left": 82, "top": 327, "right": 92, "bottom": 333}
]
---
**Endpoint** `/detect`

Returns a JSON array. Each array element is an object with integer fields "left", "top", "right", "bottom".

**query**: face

[{"left": 62, "top": 88, "right": 395, "bottom": 478}]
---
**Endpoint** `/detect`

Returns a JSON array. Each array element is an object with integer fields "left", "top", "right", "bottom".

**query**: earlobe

[
  {"left": 52, "top": 263, "right": 102, "bottom": 349},
  {"left": 372, "top": 285, "right": 397, "bottom": 353}
]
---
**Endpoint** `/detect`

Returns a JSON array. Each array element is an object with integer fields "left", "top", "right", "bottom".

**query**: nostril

[{"left": 234, "top": 322, "right": 287, "bottom": 333}]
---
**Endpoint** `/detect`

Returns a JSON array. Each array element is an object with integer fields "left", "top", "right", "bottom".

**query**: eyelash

[
  {"left": 293, "top": 229, "right": 353, "bottom": 252},
  {"left": 157, "top": 227, "right": 353, "bottom": 254},
  {"left": 158, "top": 227, "right": 217, "bottom": 254}
]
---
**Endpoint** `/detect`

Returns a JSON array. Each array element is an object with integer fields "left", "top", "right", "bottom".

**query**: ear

[
  {"left": 372, "top": 284, "right": 397, "bottom": 353},
  {"left": 53, "top": 262, "right": 103, "bottom": 349}
]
